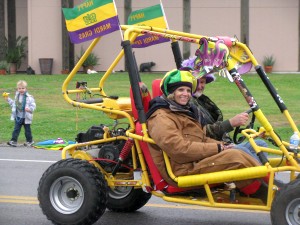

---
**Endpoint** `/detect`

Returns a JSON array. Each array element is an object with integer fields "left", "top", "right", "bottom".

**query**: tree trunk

[
  {"left": 7, "top": 0, "right": 16, "bottom": 50},
  {"left": 298, "top": 0, "right": 300, "bottom": 71},
  {"left": 124, "top": 0, "right": 132, "bottom": 25},
  {"left": 183, "top": 0, "right": 191, "bottom": 60},
  {"left": 61, "top": 0, "right": 74, "bottom": 72},
  {"left": 0, "top": 0, "right": 5, "bottom": 61},
  {"left": 240, "top": 0, "right": 249, "bottom": 46},
  {"left": 124, "top": 0, "right": 132, "bottom": 71}
]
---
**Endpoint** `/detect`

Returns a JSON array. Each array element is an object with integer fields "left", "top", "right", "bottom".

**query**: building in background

[{"left": 1, "top": 0, "right": 299, "bottom": 74}]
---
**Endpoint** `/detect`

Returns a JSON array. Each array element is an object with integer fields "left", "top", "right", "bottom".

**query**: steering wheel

[{"left": 233, "top": 109, "right": 256, "bottom": 144}]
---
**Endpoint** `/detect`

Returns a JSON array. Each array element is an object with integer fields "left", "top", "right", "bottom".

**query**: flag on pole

[
  {"left": 127, "top": 4, "right": 170, "bottom": 48},
  {"left": 62, "top": 0, "right": 120, "bottom": 44}
]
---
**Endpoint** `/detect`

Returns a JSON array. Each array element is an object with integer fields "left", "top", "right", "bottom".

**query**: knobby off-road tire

[
  {"left": 107, "top": 186, "right": 152, "bottom": 212},
  {"left": 271, "top": 179, "right": 300, "bottom": 225},
  {"left": 38, "top": 158, "right": 108, "bottom": 225}
]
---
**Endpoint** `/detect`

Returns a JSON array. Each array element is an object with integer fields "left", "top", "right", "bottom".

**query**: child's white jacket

[{"left": 7, "top": 91, "right": 36, "bottom": 124}]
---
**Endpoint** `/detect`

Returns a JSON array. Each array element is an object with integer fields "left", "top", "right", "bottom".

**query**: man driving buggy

[
  {"left": 146, "top": 69, "right": 269, "bottom": 201},
  {"left": 180, "top": 55, "right": 268, "bottom": 164}
]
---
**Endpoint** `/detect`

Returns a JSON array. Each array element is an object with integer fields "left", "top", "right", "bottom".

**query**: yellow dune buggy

[{"left": 38, "top": 25, "right": 300, "bottom": 225}]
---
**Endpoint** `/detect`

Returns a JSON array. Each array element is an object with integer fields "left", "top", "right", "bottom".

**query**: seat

[
  {"left": 152, "top": 79, "right": 162, "bottom": 98},
  {"left": 130, "top": 82, "right": 152, "bottom": 120},
  {"left": 137, "top": 122, "right": 198, "bottom": 193}
]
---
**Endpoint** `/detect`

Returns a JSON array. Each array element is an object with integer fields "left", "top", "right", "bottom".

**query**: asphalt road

[{"left": 0, "top": 145, "right": 273, "bottom": 225}]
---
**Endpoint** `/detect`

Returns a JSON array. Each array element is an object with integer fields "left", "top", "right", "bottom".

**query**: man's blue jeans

[{"left": 235, "top": 139, "right": 268, "bottom": 164}]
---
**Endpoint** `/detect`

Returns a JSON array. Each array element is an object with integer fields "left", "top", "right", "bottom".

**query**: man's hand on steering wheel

[
  {"left": 232, "top": 109, "right": 255, "bottom": 144},
  {"left": 229, "top": 112, "right": 249, "bottom": 127}
]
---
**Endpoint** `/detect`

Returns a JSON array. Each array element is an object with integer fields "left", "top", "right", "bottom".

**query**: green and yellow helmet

[{"left": 160, "top": 69, "right": 197, "bottom": 96}]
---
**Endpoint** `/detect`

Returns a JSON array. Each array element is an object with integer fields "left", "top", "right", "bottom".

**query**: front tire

[
  {"left": 271, "top": 179, "right": 300, "bottom": 225},
  {"left": 107, "top": 186, "right": 151, "bottom": 212},
  {"left": 38, "top": 158, "right": 107, "bottom": 225}
]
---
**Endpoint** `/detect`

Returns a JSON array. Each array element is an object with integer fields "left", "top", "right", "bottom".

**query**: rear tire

[
  {"left": 107, "top": 186, "right": 151, "bottom": 212},
  {"left": 271, "top": 179, "right": 300, "bottom": 225},
  {"left": 38, "top": 158, "right": 107, "bottom": 225}
]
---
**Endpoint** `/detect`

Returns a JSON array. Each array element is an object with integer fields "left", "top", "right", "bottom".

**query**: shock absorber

[{"left": 111, "top": 138, "right": 134, "bottom": 176}]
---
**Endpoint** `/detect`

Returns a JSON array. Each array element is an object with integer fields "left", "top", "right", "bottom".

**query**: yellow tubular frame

[
  {"left": 61, "top": 25, "right": 300, "bottom": 211},
  {"left": 234, "top": 42, "right": 300, "bottom": 135}
]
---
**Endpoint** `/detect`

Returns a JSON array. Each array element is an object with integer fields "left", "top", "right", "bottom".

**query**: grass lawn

[{"left": 0, "top": 72, "right": 299, "bottom": 146}]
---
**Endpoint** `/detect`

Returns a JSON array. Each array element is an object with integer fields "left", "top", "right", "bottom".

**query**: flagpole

[
  {"left": 160, "top": 0, "right": 169, "bottom": 29},
  {"left": 112, "top": 0, "right": 123, "bottom": 41}
]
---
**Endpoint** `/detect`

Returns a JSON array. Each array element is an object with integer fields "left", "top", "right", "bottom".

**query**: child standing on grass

[{"left": 4, "top": 80, "right": 36, "bottom": 147}]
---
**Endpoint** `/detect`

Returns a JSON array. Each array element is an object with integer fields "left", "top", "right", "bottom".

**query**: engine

[
  {"left": 75, "top": 124, "right": 105, "bottom": 143},
  {"left": 76, "top": 125, "right": 132, "bottom": 172}
]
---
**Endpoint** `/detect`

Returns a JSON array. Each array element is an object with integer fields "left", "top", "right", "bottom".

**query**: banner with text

[
  {"left": 62, "top": 0, "right": 120, "bottom": 44},
  {"left": 127, "top": 4, "right": 169, "bottom": 48}
]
